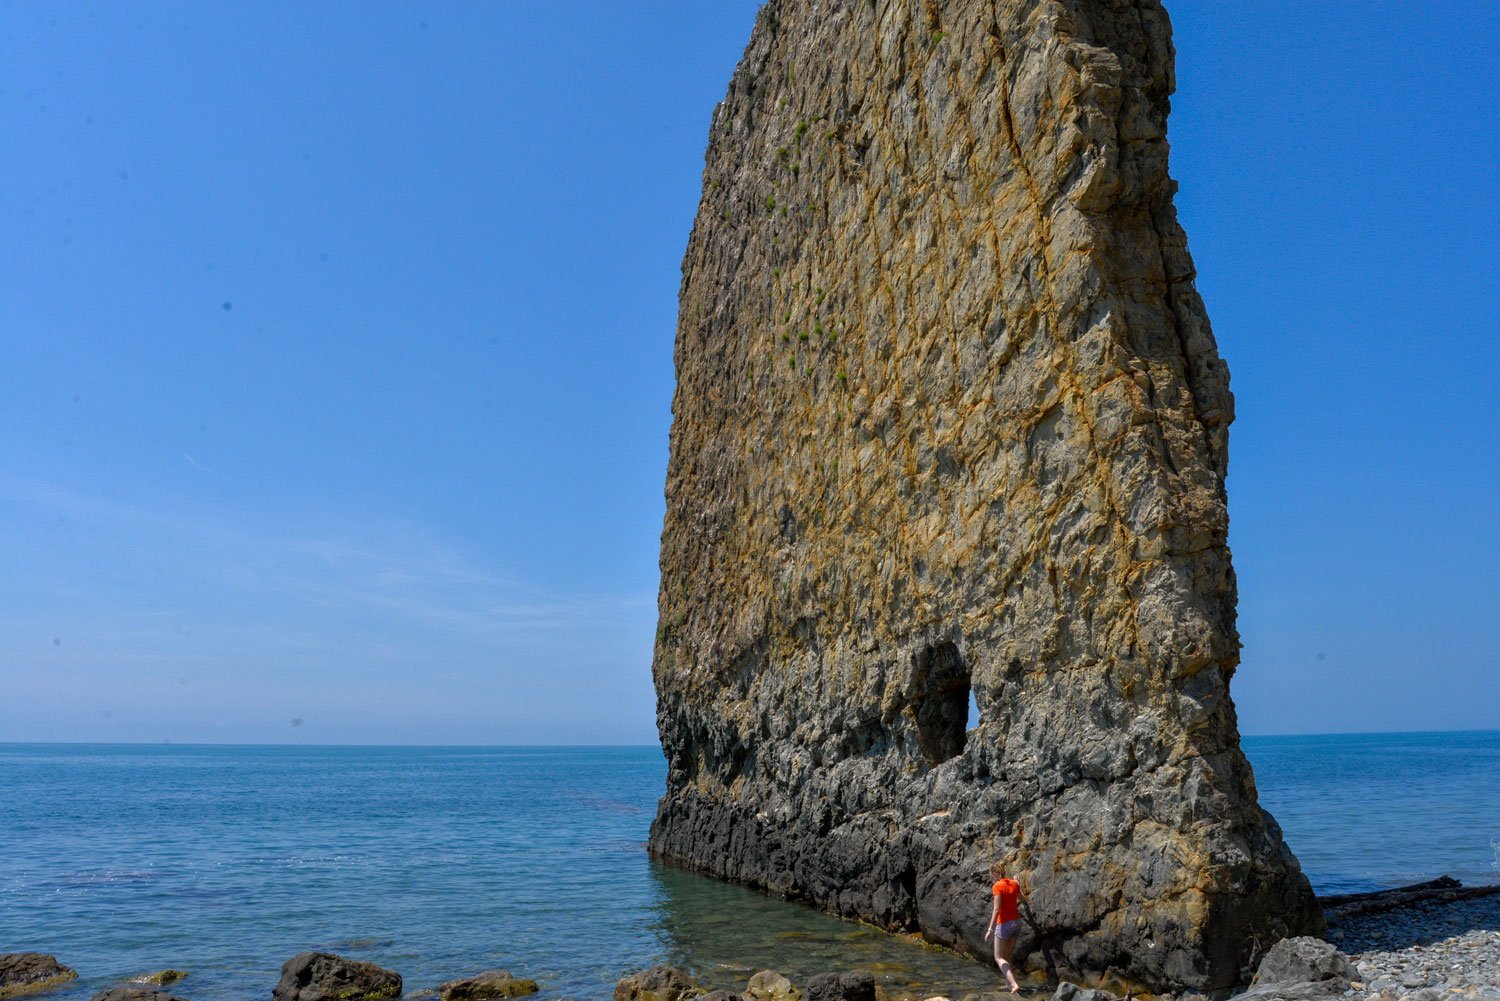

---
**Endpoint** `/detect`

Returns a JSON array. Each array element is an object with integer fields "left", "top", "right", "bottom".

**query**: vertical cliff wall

[{"left": 649, "top": 0, "right": 1321, "bottom": 991}]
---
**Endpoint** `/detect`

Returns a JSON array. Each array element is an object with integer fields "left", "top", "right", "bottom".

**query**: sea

[{"left": 2, "top": 731, "right": 1497, "bottom": 1001}]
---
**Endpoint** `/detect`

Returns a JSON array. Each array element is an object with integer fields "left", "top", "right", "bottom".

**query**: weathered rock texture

[
  {"left": 649, "top": 0, "right": 1321, "bottom": 993},
  {"left": 614, "top": 967, "right": 705, "bottom": 1001},
  {"left": 438, "top": 971, "right": 538, "bottom": 1001},
  {"left": 272, "top": 953, "right": 400, "bottom": 1001},
  {"left": 0, "top": 955, "right": 77, "bottom": 999}
]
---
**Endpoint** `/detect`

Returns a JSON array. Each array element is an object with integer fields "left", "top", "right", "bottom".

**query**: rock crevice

[{"left": 650, "top": 0, "right": 1320, "bottom": 992}]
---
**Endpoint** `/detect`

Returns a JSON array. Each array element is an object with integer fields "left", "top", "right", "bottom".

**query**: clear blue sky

[{"left": 2, "top": 3, "right": 1495, "bottom": 744}]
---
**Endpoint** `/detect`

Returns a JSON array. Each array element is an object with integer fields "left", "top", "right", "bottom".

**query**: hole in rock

[{"left": 911, "top": 641, "right": 972, "bottom": 764}]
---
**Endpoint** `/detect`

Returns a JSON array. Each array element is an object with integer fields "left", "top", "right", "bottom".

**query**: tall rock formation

[{"left": 649, "top": 0, "right": 1322, "bottom": 992}]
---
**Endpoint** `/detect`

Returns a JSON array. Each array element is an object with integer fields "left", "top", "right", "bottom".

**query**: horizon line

[{"left": 3, "top": 726, "right": 1498, "bottom": 750}]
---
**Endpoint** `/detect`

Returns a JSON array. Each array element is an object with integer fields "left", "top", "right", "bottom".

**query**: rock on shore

[
  {"left": 0, "top": 955, "right": 77, "bottom": 998},
  {"left": 615, "top": 966, "right": 706, "bottom": 1001},
  {"left": 1036, "top": 896, "right": 1500, "bottom": 1001},
  {"left": 745, "top": 971, "right": 802, "bottom": 1001},
  {"left": 272, "top": 953, "right": 401, "bottom": 1001}
]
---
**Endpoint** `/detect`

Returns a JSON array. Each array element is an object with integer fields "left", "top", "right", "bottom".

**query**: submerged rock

[
  {"left": 0, "top": 955, "right": 78, "bottom": 998},
  {"left": 91, "top": 990, "right": 188, "bottom": 1001},
  {"left": 648, "top": 0, "right": 1322, "bottom": 994},
  {"left": 437, "top": 971, "right": 537, "bottom": 1001},
  {"left": 613, "top": 966, "right": 704, "bottom": 1001},
  {"left": 132, "top": 973, "right": 188, "bottom": 987},
  {"left": 272, "top": 953, "right": 401, "bottom": 1001}
]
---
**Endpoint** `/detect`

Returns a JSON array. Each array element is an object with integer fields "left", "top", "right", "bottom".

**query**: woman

[{"left": 982, "top": 862, "right": 1025, "bottom": 993}]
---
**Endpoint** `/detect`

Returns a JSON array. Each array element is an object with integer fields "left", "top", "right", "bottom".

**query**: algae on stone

[{"left": 0, "top": 955, "right": 78, "bottom": 999}]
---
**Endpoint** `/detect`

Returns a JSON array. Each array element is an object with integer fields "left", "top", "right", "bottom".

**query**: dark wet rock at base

[
  {"left": 0, "top": 955, "right": 78, "bottom": 998},
  {"left": 803, "top": 973, "right": 874, "bottom": 1001},
  {"left": 438, "top": 971, "right": 537, "bottom": 1001},
  {"left": 699, "top": 993, "right": 744, "bottom": 1001},
  {"left": 91, "top": 990, "right": 188, "bottom": 1001},
  {"left": 272, "top": 953, "right": 401, "bottom": 1001},
  {"left": 613, "top": 966, "right": 704, "bottom": 1001}
]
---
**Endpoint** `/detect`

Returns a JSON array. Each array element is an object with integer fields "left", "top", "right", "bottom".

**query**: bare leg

[{"left": 993, "top": 933, "right": 1021, "bottom": 992}]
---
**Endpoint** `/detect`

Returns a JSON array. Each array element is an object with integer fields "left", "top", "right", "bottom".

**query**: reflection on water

[{"left": 647, "top": 863, "right": 1000, "bottom": 998}]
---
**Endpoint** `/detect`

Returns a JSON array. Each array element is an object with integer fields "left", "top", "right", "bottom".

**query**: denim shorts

[{"left": 996, "top": 919, "right": 1021, "bottom": 940}]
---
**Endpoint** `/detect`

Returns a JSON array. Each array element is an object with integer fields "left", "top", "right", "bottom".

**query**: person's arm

[{"left": 984, "top": 890, "right": 999, "bottom": 940}]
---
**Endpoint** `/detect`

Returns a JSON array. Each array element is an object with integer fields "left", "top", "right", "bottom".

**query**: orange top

[{"left": 992, "top": 878, "right": 1020, "bottom": 923}]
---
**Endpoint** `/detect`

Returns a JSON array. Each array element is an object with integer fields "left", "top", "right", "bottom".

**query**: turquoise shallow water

[{"left": 2, "top": 733, "right": 1497, "bottom": 1000}]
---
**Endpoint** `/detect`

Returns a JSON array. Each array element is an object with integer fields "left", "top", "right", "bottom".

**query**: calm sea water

[
  {"left": 2, "top": 733, "right": 1496, "bottom": 1000},
  {"left": 1243, "top": 731, "right": 1500, "bottom": 894}
]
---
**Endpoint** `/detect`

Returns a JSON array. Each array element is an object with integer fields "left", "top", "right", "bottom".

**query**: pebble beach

[{"left": 1333, "top": 895, "right": 1500, "bottom": 1000}]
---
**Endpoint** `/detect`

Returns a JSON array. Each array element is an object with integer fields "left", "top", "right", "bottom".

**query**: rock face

[
  {"left": 272, "top": 953, "right": 400, "bottom": 1001},
  {"left": 0, "top": 955, "right": 77, "bottom": 998},
  {"left": 649, "top": 0, "right": 1321, "bottom": 993}
]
